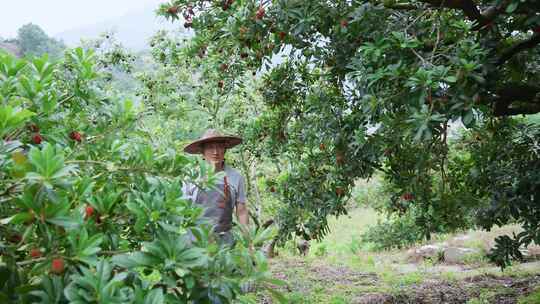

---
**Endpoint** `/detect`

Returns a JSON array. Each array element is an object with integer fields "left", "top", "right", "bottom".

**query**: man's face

[{"left": 202, "top": 141, "right": 226, "bottom": 164}]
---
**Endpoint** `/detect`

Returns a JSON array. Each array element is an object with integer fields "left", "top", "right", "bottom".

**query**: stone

[
  {"left": 443, "top": 247, "right": 480, "bottom": 263},
  {"left": 452, "top": 235, "right": 471, "bottom": 242},
  {"left": 407, "top": 244, "right": 445, "bottom": 262}
]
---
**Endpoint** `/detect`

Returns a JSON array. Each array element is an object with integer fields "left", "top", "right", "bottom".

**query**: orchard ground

[{"left": 251, "top": 182, "right": 540, "bottom": 304}]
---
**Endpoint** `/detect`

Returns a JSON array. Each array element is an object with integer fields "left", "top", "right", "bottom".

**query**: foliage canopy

[{"left": 157, "top": 0, "right": 540, "bottom": 267}]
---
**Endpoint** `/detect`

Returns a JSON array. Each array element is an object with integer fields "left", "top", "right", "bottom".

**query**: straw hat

[{"left": 183, "top": 129, "right": 242, "bottom": 154}]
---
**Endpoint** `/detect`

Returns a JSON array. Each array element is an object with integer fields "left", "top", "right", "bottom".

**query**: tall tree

[{"left": 17, "top": 23, "right": 65, "bottom": 58}]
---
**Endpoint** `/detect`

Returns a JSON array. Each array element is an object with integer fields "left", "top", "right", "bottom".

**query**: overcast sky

[{"left": 0, "top": 0, "right": 164, "bottom": 38}]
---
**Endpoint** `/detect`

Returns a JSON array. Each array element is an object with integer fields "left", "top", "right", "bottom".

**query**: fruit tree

[
  {"left": 157, "top": 0, "right": 540, "bottom": 267},
  {"left": 0, "top": 48, "right": 283, "bottom": 302}
]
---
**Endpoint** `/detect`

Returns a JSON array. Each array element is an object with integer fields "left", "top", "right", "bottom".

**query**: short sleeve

[
  {"left": 236, "top": 175, "right": 247, "bottom": 204},
  {"left": 181, "top": 182, "right": 195, "bottom": 202}
]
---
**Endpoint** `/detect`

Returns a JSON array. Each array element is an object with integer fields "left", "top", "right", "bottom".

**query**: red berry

[
  {"left": 167, "top": 6, "right": 178, "bottom": 14},
  {"left": 69, "top": 131, "right": 82, "bottom": 142},
  {"left": 402, "top": 193, "right": 414, "bottom": 201},
  {"left": 218, "top": 80, "right": 224, "bottom": 88},
  {"left": 534, "top": 26, "right": 540, "bottom": 34},
  {"left": 9, "top": 234, "right": 22, "bottom": 243},
  {"left": 29, "top": 248, "right": 42, "bottom": 259},
  {"left": 51, "top": 258, "right": 65, "bottom": 274},
  {"left": 256, "top": 7, "right": 265, "bottom": 20},
  {"left": 85, "top": 205, "right": 95, "bottom": 219},
  {"left": 220, "top": 63, "right": 229, "bottom": 71},
  {"left": 336, "top": 151, "right": 345, "bottom": 165},
  {"left": 319, "top": 143, "right": 326, "bottom": 150},
  {"left": 222, "top": 0, "right": 234, "bottom": 10},
  {"left": 340, "top": 19, "right": 348, "bottom": 28},
  {"left": 32, "top": 134, "right": 43, "bottom": 144},
  {"left": 278, "top": 31, "right": 287, "bottom": 41},
  {"left": 270, "top": 186, "right": 276, "bottom": 193},
  {"left": 336, "top": 187, "right": 345, "bottom": 197}
]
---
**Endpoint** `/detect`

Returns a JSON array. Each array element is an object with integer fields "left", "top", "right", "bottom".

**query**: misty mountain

[{"left": 55, "top": 5, "right": 188, "bottom": 51}]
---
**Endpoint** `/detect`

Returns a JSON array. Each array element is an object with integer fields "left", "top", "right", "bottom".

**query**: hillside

[{"left": 55, "top": 5, "right": 188, "bottom": 50}]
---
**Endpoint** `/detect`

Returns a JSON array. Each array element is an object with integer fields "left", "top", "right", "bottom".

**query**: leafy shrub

[
  {"left": 313, "top": 243, "right": 328, "bottom": 257},
  {"left": 0, "top": 49, "right": 283, "bottom": 303},
  {"left": 361, "top": 214, "right": 425, "bottom": 250},
  {"left": 518, "top": 288, "right": 540, "bottom": 304},
  {"left": 350, "top": 176, "right": 387, "bottom": 209}
]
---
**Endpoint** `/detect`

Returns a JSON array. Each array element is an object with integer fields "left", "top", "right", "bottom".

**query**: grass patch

[
  {"left": 518, "top": 288, "right": 540, "bottom": 304},
  {"left": 264, "top": 204, "right": 540, "bottom": 304}
]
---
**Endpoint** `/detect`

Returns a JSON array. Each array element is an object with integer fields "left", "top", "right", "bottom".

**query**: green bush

[
  {"left": 518, "top": 288, "right": 540, "bottom": 304},
  {"left": 0, "top": 49, "right": 283, "bottom": 303},
  {"left": 361, "top": 213, "right": 425, "bottom": 250}
]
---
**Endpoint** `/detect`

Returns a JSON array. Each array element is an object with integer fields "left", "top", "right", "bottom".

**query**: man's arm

[
  {"left": 236, "top": 202, "right": 249, "bottom": 226},
  {"left": 235, "top": 173, "right": 249, "bottom": 226}
]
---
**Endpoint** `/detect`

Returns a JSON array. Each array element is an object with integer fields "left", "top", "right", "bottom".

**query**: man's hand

[{"left": 236, "top": 202, "right": 249, "bottom": 226}]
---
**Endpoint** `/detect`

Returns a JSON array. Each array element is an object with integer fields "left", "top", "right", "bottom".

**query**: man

[{"left": 182, "top": 129, "right": 249, "bottom": 246}]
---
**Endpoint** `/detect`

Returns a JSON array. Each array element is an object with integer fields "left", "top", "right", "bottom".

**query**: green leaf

[
  {"left": 0, "top": 212, "right": 33, "bottom": 225},
  {"left": 462, "top": 109, "right": 475, "bottom": 127},
  {"left": 266, "top": 287, "right": 288, "bottom": 304},
  {"left": 506, "top": 2, "right": 518, "bottom": 13},
  {"left": 0, "top": 105, "right": 35, "bottom": 138},
  {"left": 144, "top": 288, "right": 164, "bottom": 304},
  {"left": 47, "top": 216, "right": 81, "bottom": 229},
  {"left": 444, "top": 76, "right": 457, "bottom": 83},
  {"left": 112, "top": 252, "right": 160, "bottom": 268}
]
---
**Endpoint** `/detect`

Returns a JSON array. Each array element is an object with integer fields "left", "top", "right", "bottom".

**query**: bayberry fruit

[
  {"left": 256, "top": 7, "right": 265, "bottom": 20},
  {"left": 278, "top": 31, "right": 287, "bottom": 41},
  {"left": 30, "top": 248, "right": 42, "bottom": 259},
  {"left": 69, "top": 131, "right": 82, "bottom": 142},
  {"left": 85, "top": 205, "right": 95, "bottom": 219},
  {"left": 51, "top": 258, "right": 65, "bottom": 274},
  {"left": 401, "top": 193, "right": 414, "bottom": 201},
  {"left": 222, "top": 0, "right": 233, "bottom": 10},
  {"left": 32, "top": 134, "right": 43, "bottom": 144},
  {"left": 167, "top": 6, "right": 178, "bottom": 14},
  {"left": 9, "top": 234, "right": 22, "bottom": 243},
  {"left": 336, "top": 151, "right": 345, "bottom": 165}
]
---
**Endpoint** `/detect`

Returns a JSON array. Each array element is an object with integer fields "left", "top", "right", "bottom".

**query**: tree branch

[
  {"left": 418, "top": 0, "right": 485, "bottom": 23},
  {"left": 492, "top": 84, "right": 540, "bottom": 116},
  {"left": 497, "top": 34, "right": 540, "bottom": 66}
]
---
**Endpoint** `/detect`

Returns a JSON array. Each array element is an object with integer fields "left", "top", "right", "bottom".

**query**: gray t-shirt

[{"left": 182, "top": 165, "right": 247, "bottom": 206}]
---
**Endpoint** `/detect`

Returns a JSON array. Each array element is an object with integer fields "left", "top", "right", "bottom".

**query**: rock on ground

[{"left": 443, "top": 247, "right": 480, "bottom": 264}]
